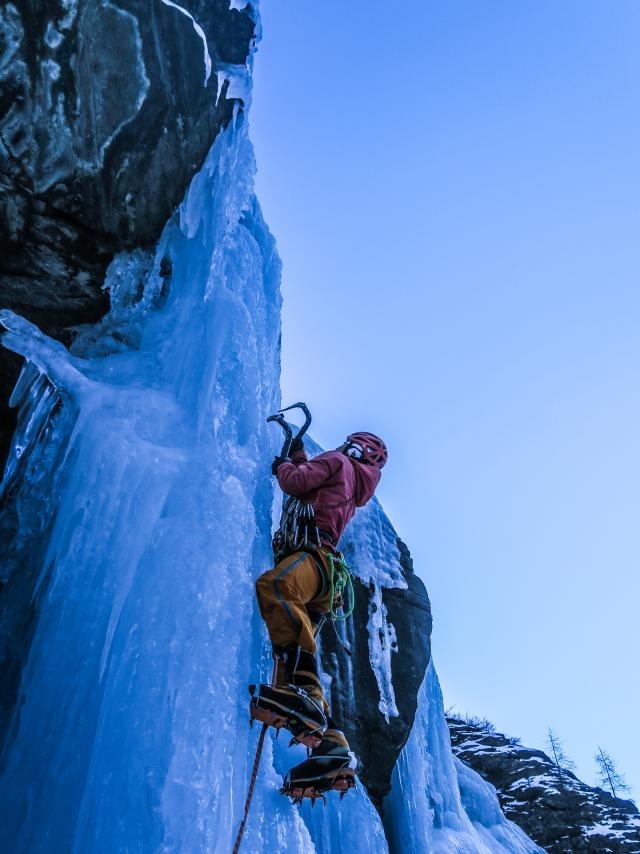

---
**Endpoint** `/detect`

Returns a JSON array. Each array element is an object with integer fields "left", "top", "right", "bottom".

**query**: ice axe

[{"left": 267, "top": 401, "right": 312, "bottom": 460}]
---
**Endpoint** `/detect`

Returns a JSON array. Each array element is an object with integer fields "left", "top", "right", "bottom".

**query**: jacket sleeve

[{"left": 277, "top": 452, "right": 340, "bottom": 497}]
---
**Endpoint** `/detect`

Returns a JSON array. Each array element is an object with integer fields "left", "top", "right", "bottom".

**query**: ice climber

[{"left": 251, "top": 431, "right": 387, "bottom": 800}]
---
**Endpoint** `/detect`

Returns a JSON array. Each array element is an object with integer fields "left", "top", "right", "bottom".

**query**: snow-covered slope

[
  {"left": 0, "top": 12, "right": 543, "bottom": 853},
  {"left": 448, "top": 716, "right": 640, "bottom": 852}
]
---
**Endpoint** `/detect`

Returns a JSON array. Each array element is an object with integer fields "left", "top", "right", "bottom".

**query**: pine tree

[
  {"left": 546, "top": 728, "right": 576, "bottom": 793},
  {"left": 595, "top": 747, "right": 630, "bottom": 799}
]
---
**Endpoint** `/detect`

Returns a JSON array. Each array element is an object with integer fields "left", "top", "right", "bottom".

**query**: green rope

[{"left": 326, "top": 552, "right": 355, "bottom": 621}]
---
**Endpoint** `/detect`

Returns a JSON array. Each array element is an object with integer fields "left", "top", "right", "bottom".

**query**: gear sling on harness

[{"left": 325, "top": 551, "right": 354, "bottom": 621}]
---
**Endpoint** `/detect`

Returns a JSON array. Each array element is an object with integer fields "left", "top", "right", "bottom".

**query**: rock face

[
  {"left": 0, "top": 0, "right": 256, "bottom": 460},
  {"left": 448, "top": 716, "right": 640, "bottom": 853},
  {"left": 321, "top": 537, "right": 433, "bottom": 813}
]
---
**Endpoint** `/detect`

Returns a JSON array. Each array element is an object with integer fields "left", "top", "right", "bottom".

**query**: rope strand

[{"left": 231, "top": 655, "right": 278, "bottom": 854}]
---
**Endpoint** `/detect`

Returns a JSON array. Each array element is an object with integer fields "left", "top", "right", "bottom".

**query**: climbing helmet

[{"left": 344, "top": 432, "right": 388, "bottom": 469}]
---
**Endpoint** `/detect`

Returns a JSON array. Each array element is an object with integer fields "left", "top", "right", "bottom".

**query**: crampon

[{"left": 280, "top": 770, "right": 356, "bottom": 805}]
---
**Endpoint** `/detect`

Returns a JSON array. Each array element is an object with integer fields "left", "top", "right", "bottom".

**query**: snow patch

[{"left": 584, "top": 823, "right": 628, "bottom": 839}]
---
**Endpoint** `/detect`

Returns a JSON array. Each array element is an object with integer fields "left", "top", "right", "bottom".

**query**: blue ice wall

[{"left": 0, "top": 115, "right": 391, "bottom": 853}]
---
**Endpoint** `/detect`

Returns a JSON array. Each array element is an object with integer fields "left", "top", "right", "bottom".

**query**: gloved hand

[
  {"left": 289, "top": 435, "right": 304, "bottom": 455},
  {"left": 271, "top": 455, "right": 286, "bottom": 475}
]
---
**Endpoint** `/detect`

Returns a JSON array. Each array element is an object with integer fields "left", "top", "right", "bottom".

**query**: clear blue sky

[{"left": 250, "top": 0, "right": 640, "bottom": 796}]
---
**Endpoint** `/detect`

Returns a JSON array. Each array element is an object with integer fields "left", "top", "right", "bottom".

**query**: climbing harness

[{"left": 232, "top": 654, "right": 279, "bottom": 854}]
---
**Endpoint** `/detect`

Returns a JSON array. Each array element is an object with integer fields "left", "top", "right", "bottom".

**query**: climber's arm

[{"left": 276, "top": 452, "right": 340, "bottom": 497}]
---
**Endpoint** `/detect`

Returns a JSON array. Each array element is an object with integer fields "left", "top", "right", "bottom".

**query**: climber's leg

[
  {"left": 252, "top": 551, "right": 332, "bottom": 745},
  {"left": 255, "top": 551, "right": 325, "bottom": 654}
]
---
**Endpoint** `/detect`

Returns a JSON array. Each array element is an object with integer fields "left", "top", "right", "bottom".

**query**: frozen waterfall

[
  {"left": 0, "top": 115, "right": 387, "bottom": 853},
  {"left": 0, "top": 73, "right": 541, "bottom": 854}
]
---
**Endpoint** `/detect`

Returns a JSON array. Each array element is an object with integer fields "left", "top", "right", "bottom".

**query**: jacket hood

[{"left": 349, "top": 457, "right": 381, "bottom": 507}]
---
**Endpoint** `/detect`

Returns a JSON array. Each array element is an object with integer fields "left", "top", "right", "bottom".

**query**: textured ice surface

[
  {"left": 216, "top": 63, "right": 252, "bottom": 105},
  {"left": 366, "top": 586, "right": 399, "bottom": 720},
  {"left": 384, "top": 662, "right": 545, "bottom": 854}
]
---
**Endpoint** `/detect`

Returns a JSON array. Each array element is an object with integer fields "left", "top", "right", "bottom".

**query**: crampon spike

[{"left": 310, "top": 791, "right": 326, "bottom": 807}]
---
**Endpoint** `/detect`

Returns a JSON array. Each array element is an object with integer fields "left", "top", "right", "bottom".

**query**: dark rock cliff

[
  {"left": 0, "top": 0, "right": 256, "bottom": 462},
  {"left": 448, "top": 716, "right": 640, "bottom": 853},
  {"left": 320, "top": 536, "right": 433, "bottom": 814}
]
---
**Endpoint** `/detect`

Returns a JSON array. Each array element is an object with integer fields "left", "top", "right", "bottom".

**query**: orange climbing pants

[{"left": 255, "top": 550, "right": 334, "bottom": 710}]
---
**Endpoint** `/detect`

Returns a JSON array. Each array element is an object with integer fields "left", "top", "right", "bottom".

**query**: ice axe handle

[
  {"left": 266, "top": 402, "right": 312, "bottom": 459},
  {"left": 266, "top": 413, "right": 293, "bottom": 459}
]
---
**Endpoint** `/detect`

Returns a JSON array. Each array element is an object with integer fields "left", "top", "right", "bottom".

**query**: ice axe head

[{"left": 266, "top": 402, "right": 312, "bottom": 459}]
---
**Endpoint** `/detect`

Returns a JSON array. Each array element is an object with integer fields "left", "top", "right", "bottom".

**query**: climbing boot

[
  {"left": 249, "top": 645, "right": 329, "bottom": 747},
  {"left": 280, "top": 644, "right": 325, "bottom": 700},
  {"left": 249, "top": 683, "right": 327, "bottom": 748},
  {"left": 280, "top": 726, "right": 357, "bottom": 803}
]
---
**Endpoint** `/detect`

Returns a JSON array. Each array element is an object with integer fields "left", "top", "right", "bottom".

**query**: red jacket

[{"left": 276, "top": 449, "right": 380, "bottom": 548}]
